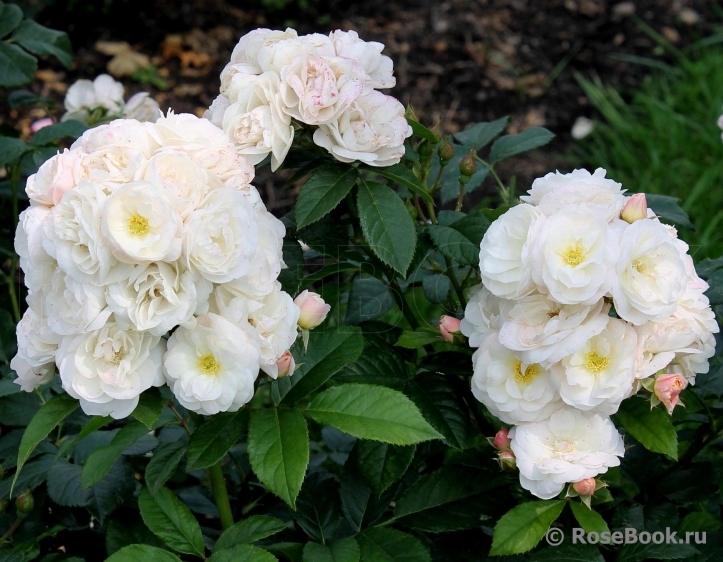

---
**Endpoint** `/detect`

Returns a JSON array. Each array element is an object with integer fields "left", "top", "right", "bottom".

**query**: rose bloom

[
  {"left": 15, "top": 206, "right": 54, "bottom": 293},
  {"left": 478, "top": 203, "right": 542, "bottom": 299},
  {"left": 295, "top": 290, "right": 330, "bottom": 329},
  {"left": 654, "top": 373, "right": 687, "bottom": 414},
  {"left": 330, "top": 30, "right": 395, "bottom": 89},
  {"left": 57, "top": 322, "right": 165, "bottom": 418},
  {"left": 510, "top": 408, "right": 624, "bottom": 500},
  {"left": 121, "top": 92, "right": 160, "bottom": 122},
  {"left": 62, "top": 74, "right": 125, "bottom": 123},
  {"left": 471, "top": 331, "right": 562, "bottom": 424},
  {"left": 313, "top": 91, "right": 411, "bottom": 167},
  {"left": 81, "top": 144, "right": 148, "bottom": 189},
  {"left": 460, "top": 284, "right": 503, "bottom": 348},
  {"left": 163, "top": 313, "right": 261, "bottom": 415},
  {"left": 14, "top": 298, "right": 62, "bottom": 371},
  {"left": 25, "top": 149, "right": 85, "bottom": 206},
  {"left": 45, "top": 268, "right": 112, "bottom": 335},
  {"left": 71, "top": 118, "right": 159, "bottom": 159}
]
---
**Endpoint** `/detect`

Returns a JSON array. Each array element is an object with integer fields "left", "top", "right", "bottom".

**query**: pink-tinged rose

[
  {"left": 438, "top": 315, "right": 462, "bottom": 342},
  {"left": 573, "top": 478, "right": 596, "bottom": 496},
  {"left": 497, "top": 451, "right": 516, "bottom": 472},
  {"left": 621, "top": 193, "right": 647, "bottom": 224},
  {"left": 30, "top": 117, "right": 55, "bottom": 133},
  {"left": 654, "top": 373, "right": 688, "bottom": 414},
  {"left": 492, "top": 428, "right": 512, "bottom": 452},
  {"left": 294, "top": 290, "right": 330, "bottom": 329},
  {"left": 276, "top": 350, "right": 295, "bottom": 378},
  {"left": 25, "top": 149, "right": 85, "bottom": 206}
]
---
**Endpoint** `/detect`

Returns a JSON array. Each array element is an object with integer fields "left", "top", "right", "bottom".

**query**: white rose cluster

[
  {"left": 12, "top": 113, "right": 302, "bottom": 418},
  {"left": 463, "top": 168, "right": 718, "bottom": 499},
  {"left": 62, "top": 74, "right": 160, "bottom": 125},
  {"left": 205, "top": 28, "right": 411, "bottom": 171}
]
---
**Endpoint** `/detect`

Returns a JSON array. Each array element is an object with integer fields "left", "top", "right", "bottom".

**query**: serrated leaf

[
  {"left": 295, "top": 164, "right": 357, "bottom": 228},
  {"left": 615, "top": 398, "right": 678, "bottom": 460},
  {"left": 214, "top": 515, "right": 286, "bottom": 551},
  {"left": 422, "top": 274, "right": 451, "bottom": 304},
  {"left": 490, "top": 500, "right": 566, "bottom": 556},
  {"left": 0, "top": 42, "right": 37, "bottom": 88},
  {"left": 569, "top": 501, "right": 609, "bottom": 535},
  {"left": 0, "top": 3, "right": 23, "bottom": 38},
  {"left": 12, "top": 393, "right": 78, "bottom": 497},
  {"left": 646, "top": 193, "right": 695, "bottom": 231},
  {"left": 449, "top": 212, "right": 490, "bottom": 246},
  {"left": 357, "top": 528, "right": 430, "bottom": 562},
  {"left": 30, "top": 120, "right": 87, "bottom": 145},
  {"left": 333, "top": 339, "right": 409, "bottom": 390},
  {"left": 208, "top": 544, "right": 278, "bottom": 562},
  {"left": 186, "top": 411, "right": 246, "bottom": 471},
  {"left": 0, "top": 453, "right": 54, "bottom": 498},
  {"left": 106, "top": 544, "right": 182, "bottom": 562},
  {"left": 303, "top": 539, "right": 360, "bottom": 562},
  {"left": 344, "top": 277, "right": 394, "bottom": 325},
  {"left": 357, "top": 441, "right": 414, "bottom": 495},
  {"left": 427, "top": 224, "right": 479, "bottom": 266},
  {"left": 145, "top": 441, "right": 187, "bottom": 495},
  {"left": 357, "top": 179, "right": 416, "bottom": 276},
  {"left": 138, "top": 486, "right": 205, "bottom": 557},
  {"left": 306, "top": 383, "right": 443, "bottom": 445},
  {"left": 131, "top": 388, "right": 165, "bottom": 429},
  {"left": 271, "top": 327, "right": 364, "bottom": 405},
  {"left": 395, "top": 329, "right": 442, "bottom": 349},
  {"left": 452, "top": 117, "right": 509, "bottom": 149},
  {"left": 489, "top": 127, "right": 555, "bottom": 164},
  {"left": 371, "top": 164, "right": 433, "bottom": 204},
  {"left": 105, "top": 517, "right": 168, "bottom": 556},
  {"left": 81, "top": 421, "right": 150, "bottom": 488},
  {"left": 340, "top": 445, "right": 394, "bottom": 533},
  {"left": 0, "top": 136, "right": 30, "bottom": 167},
  {"left": 295, "top": 470, "right": 341, "bottom": 543},
  {"left": 247, "top": 408, "right": 309, "bottom": 508},
  {"left": 11, "top": 19, "right": 72, "bottom": 68},
  {"left": 406, "top": 119, "right": 438, "bottom": 142}
]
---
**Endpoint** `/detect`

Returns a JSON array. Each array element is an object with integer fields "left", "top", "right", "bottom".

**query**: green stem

[
  {"left": 475, "top": 156, "right": 508, "bottom": 205},
  {"left": 208, "top": 462, "right": 234, "bottom": 530},
  {"left": 444, "top": 256, "right": 467, "bottom": 309},
  {"left": 455, "top": 181, "right": 466, "bottom": 212},
  {"left": 0, "top": 518, "right": 22, "bottom": 545}
]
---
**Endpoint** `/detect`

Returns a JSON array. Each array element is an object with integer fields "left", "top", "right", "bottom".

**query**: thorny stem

[{"left": 207, "top": 462, "right": 234, "bottom": 530}]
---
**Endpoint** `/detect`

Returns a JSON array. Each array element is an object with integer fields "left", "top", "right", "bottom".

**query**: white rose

[
  {"left": 553, "top": 318, "right": 637, "bottom": 415},
  {"left": 313, "top": 91, "right": 411, "bottom": 167},
  {"left": 183, "top": 187, "right": 258, "bottom": 283},
  {"left": 510, "top": 408, "right": 624, "bottom": 500},
  {"left": 16, "top": 206, "right": 53, "bottom": 292},
  {"left": 258, "top": 31, "right": 331, "bottom": 74},
  {"left": 478, "top": 203, "right": 542, "bottom": 299},
  {"left": 45, "top": 268, "right": 112, "bottom": 335},
  {"left": 612, "top": 218, "right": 688, "bottom": 325},
  {"left": 57, "top": 322, "right": 165, "bottom": 418},
  {"left": 122, "top": 92, "right": 160, "bottom": 122},
  {"left": 280, "top": 55, "right": 371, "bottom": 125},
  {"left": 221, "top": 72, "right": 294, "bottom": 171},
  {"left": 71, "top": 119, "right": 159, "bottom": 158},
  {"left": 81, "top": 144, "right": 148, "bottom": 188},
  {"left": 15, "top": 299, "right": 62, "bottom": 368},
  {"left": 163, "top": 313, "right": 261, "bottom": 415},
  {"left": 498, "top": 293, "right": 610, "bottom": 367},
  {"left": 230, "top": 28, "right": 299, "bottom": 70},
  {"left": 101, "top": 180, "right": 184, "bottom": 264},
  {"left": 460, "top": 284, "right": 503, "bottom": 347},
  {"left": 11, "top": 356, "right": 55, "bottom": 392},
  {"left": 330, "top": 30, "right": 395, "bottom": 89},
  {"left": 471, "top": 331, "right": 563, "bottom": 424},
  {"left": 521, "top": 168, "right": 626, "bottom": 222},
  {"left": 220, "top": 63, "right": 260, "bottom": 100},
  {"left": 205, "top": 94, "right": 231, "bottom": 127},
  {"left": 25, "top": 149, "right": 85, "bottom": 206},
  {"left": 63, "top": 74, "right": 125, "bottom": 122},
  {"left": 530, "top": 206, "right": 618, "bottom": 305}
]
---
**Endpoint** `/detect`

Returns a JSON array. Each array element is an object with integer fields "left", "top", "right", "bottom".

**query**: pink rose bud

[
  {"left": 621, "top": 193, "right": 647, "bottom": 223},
  {"left": 492, "top": 428, "right": 512, "bottom": 452},
  {"left": 497, "top": 451, "right": 516, "bottom": 472},
  {"left": 294, "top": 290, "right": 330, "bottom": 330},
  {"left": 30, "top": 117, "right": 55, "bottom": 133},
  {"left": 573, "top": 478, "right": 596, "bottom": 496},
  {"left": 438, "top": 315, "right": 461, "bottom": 342},
  {"left": 654, "top": 373, "right": 688, "bottom": 414},
  {"left": 276, "top": 350, "right": 295, "bottom": 378}
]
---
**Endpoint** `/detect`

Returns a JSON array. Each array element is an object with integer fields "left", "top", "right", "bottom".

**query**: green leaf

[
  {"left": 131, "top": 388, "right": 165, "bottom": 429},
  {"left": 569, "top": 501, "right": 609, "bottom": 535},
  {"left": 426, "top": 224, "right": 479, "bottom": 266},
  {"left": 208, "top": 545, "right": 278, "bottom": 562},
  {"left": 646, "top": 193, "right": 695, "bottom": 231},
  {"left": 490, "top": 500, "right": 566, "bottom": 556},
  {"left": 357, "top": 528, "right": 430, "bottom": 562},
  {"left": 371, "top": 164, "right": 433, "bottom": 204},
  {"left": 303, "top": 539, "right": 360, "bottom": 562},
  {"left": 356, "top": 441, "right": 414, "bottom": 495},
  {"left": 7, "top": 89, "right": 44, "bottom": 108},
  {"left": 247, "top": 408, "right": 309, "bottom": 508},
  {"left": 145, "top": 441, "right": 187, "bottom": 495},
  {"left": 421, "top": 274, "right": 451, "bottom": 304},
  {"left": 615, "top": 542, "right": 699, "bottom": 562},
  {"left": 449, "top": 212, "right": 490, "bottom": 247},
  {"left": 186, "top": 410, "right": 246, "bottom": 471},
  {"left": 531, "top": 544, "right": 604, "bottom": 562},
  {"left": 81, "top": 421, "right": 150, "bottom": 488},
  {"left": 406, "top": 118, "right": 438, "bottom": 142},
  {"left": 294, "top": 470, "right": 340, "bottom": 543},
  {"left": 138, "top": 486, "right": 205, "bottom": 557},
  {"left": 452, "top": 117, "right": 509, "bottom": 149},
  {"left": 615, "top": 398, "right": 678, "bottom": 460},
  {"left": 344, "top": 277, "right": 393, "bottom": 325},
  {"left": 265, "top": 542, "right": 303, "bottom": 562},
  {"left": 56, "top": 415, "right": 111, "bottom": 458},
  {"left": 0, "top": 3, "right": 23, "bottom": 38},
  {"left": 489, "top": 127, "right": 555, "bottom": 164},
  {"left": 0, "top": 453, "right": 54, "bottom": 498},
  {"left": 395, "top": 328, "right": 441, "bottom": 349},
  {"left": 106, "top": 517, "right": 166, "bottom": 555},
  {"left": 306, "top": 383, "right": 443, "bottom": 445},
  {"left": 0, "top": 42, "right": 36, "bottom": 88},
  {"left": 214, "top": 515, "right": 286, "bottom": 551},
  {"left": 11, "top": 19, "right": 73, "bottom": 68},
  {"left": 0, "top": 136, "right": 30, "bottom": 167},
  {"left": 12, "top": 393, "right": 78, "bottom": 497},
  {"left": 333, "top": 337, "right": 409, "bottom": 390},
  {"left": 106, "top": 545, "right": 182, "bottom": 562},
  {"left": 357, "top": 179, "right": 417, "bottom": 276},
  {"left": 295, "top": 164, "right": 357, "bottom": 228},
  {"left": 271, "top": 327, "right": 364, "bottom": 405},
  {"left": 31, "top": 120, "right": 87, "bottom": 146}
]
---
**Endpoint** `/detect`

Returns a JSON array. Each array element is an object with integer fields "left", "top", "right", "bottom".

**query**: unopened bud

[
  {"left": 572, "top": 478, "right": 596, "bottom": 496},
  {"left": 438, "top": 137, "right": 454, "bottom": 163},
  {"left": 497, "top": 451, "right": 516, "bottom": 472},
  {"left": 419, "top": 140, "right": 434, "bottom": 156},
  {"left": 276, "top": 350, "right": 295, "bottom": 378},
  {"left": 654, "top": 373, "right": 688, "bottom": 414},
  {"left": 294, "top": 290, "right": 331, "bottom": 330},
  {"left": 492, "top": 429, "right": 511, "bottom": 452},
  {"left": 621, "top": 193, "right": 648, "bottom": 223},
  {"left": 459, "top": 152, "right": 477, "bottom": 180},
  {"left": 405, "top": 104, "right": 418, "bottom": 123},
  {"left": 15, "top": 490, "right": 34, "bottom": 515},
  {"left": 30, "top": 117, "right": 55, "bottom": 134},
  {"left": 437, "top": 315, "right": 461, "bottom": 342}
]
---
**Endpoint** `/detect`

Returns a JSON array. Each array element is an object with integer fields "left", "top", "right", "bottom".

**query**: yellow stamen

[
  {"left": 514, "top": 361, "right": 540, "bottom": 385},
  {"left": 198, "top": 354, "right": 220, "bottom": 375},
  {"left": 563, "top": 245, "right": 585, "bottom": 267},
  {"left": 585, "top": 351, "right": 609, "bottom": 374},
  {"left": 128, "top": 213, "right": 149, "bottom": 236}
]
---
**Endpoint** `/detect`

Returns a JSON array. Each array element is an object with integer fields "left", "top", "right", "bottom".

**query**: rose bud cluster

[
  {"left": 11, "top": 113, "right": 311, "bottom": 418},
  {"left": 205, "top": 28, "right": 412, "bottom": 170},
  {"left": 461, "top": 168, "right": 718, "bottom": 499}
]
